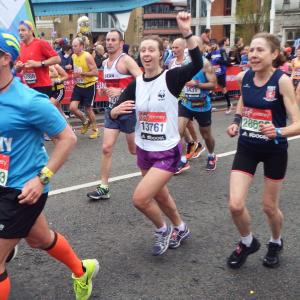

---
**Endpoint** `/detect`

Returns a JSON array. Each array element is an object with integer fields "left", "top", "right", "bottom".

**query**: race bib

[
  {"left": 139, "top": 112, "right": 167, "bottom": 141},
  {"left": 294, "top": 68, "right": 300, "bottom": 77},
  {"left": 23, "top": 69, "right": 37, "bottom": 84},
  {"left": 241, "top": 107, "right": 272, "bottom": 133},
  {"left": 191, "top": 97, "right": 207, "bottom": 108},
  {"left": 0, "top": 154, "right": 10, "bottom": 187},
  {"left": 74, "top": 66, "right": 84, "bottom": 84}
]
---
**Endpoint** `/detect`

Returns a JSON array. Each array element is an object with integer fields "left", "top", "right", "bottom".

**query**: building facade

[
  {"left": 274, "top": 0, "right": 300, "bottom": 46},
  {"left": 142, "top": 2, "right": 187, "bottom": 40},
  {"left": 190, "top": 0, "right": 236, "bottom": 44}
]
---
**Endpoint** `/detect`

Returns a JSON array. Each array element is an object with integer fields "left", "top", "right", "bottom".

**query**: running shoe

[
  {"left": 175, "top": 161, "right": 190, "bottom": 175},
  {"left": 169, "top": 224, "right": 190, "bottom": 249},
  {"left": 225, "top": 103, "right": 233, "bottom": 115},
  {"left": 81, "top": 120, "right": 91, "bottom": 134},
  {"left": 6, "top": 245, "right": 18, "bottom": 263},
  {"left": 262, "top": 240, "right": 283, "bottom": 268},
  {"left": 186, "top": 142, "right": 198, "bottom": 160},
  {"left": 72, "top": 259, "right": 99, "bottom": 300},
  {"left": 152, "top": 225, "right": 172, "bottom": 256},
  {"left": 87, "top": 184, "right": 110, "bottom": 200},
  {"left": 206, "top": 155, "right": 218, "bottom": 171},
  {"left": 227, "top": 237, "right": 261, "bottom": 269},
  {"left": 192, "top": 143, "right": 206, "bottom": 159},
  {"left": 89, "top": 129, "right": 99, "bottom": 139}
]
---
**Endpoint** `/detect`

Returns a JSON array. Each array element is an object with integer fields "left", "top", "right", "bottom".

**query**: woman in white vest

[{"left": 110, "top": 12, "right": 204, "bottom": 256}]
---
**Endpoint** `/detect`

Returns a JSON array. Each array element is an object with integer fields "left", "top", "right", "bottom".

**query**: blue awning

[{"left": 31, "top": 0, "right": 158, "bottom": 16}]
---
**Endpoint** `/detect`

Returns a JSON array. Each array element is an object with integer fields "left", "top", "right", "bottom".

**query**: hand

[
  {"left": 18, "top": 177, "right": 44, "bottom": 205},
  {"left": 24, "top": 60, "right": 42, "bottom": 68},
  {"left": 111, "top": 100, "right": 135, "bottom": 119},
  {"left": 259, "top": 123, "right": 276, "bottom": 139},
  {"left": 185, "top": 80, "right": 198, "bottom": 88},
  {"left": 15, "top": 61, "right": 24, "bottom": 70},
  {"left": 105, "top": 87, "right": 122, "bottom": 98},
  {"left": 73, "top": 71, "right": 82, "bottom": 78},
  {"left": 227, "top": 123, "right": 239, "bottom": 137},
  {"left": 176, "top": 11, "right": 192, "bottom": 36},
  {"left": 65, "top": 64, "right": 72, "bottom": 70}
]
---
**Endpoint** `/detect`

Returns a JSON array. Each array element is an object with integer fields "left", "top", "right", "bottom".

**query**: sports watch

[
  {"left": 275, "top": 128, "right": 282, "bottom": 137},
  {"left": 38, "top": 167, "right": 54, "bottom": 185}
]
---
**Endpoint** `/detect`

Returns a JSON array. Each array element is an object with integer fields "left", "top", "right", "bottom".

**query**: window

[
  {"left": 190, "top": 0, "right": 197, "bottom": 18},
  {"left": 283, "top": 0, "right": 290, "bottom": 4},
  {"left": 96, "top": 13, "right": 114, "bottom": 29},
  {"left": 224, "top": 25, "right": 230, "bottom": 39},
  {"left": 224, "top": 0, "right": 231, "bottom": 16},
  {"left": 200, "top": 0, "right": 207, "bottom": 17}
]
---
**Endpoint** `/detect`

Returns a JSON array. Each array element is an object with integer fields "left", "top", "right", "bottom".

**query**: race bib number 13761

[{"left": 0, "top": 154, "right": 10, "bottom": 187}]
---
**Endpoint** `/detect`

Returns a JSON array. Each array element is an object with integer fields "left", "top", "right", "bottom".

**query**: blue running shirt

[{"left": 0, "top": 78, "right": 67, "bottom": 191}]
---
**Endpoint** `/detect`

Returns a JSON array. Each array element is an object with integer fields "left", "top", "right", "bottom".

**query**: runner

[
  {"left": 177, "top": 37, "right": 218, "bottom": 172},
  {"left": 87, "top": 30, "right": 142, "bottom": 200},
  {"left": 16, "top": 20, "right": 60, "bottom": 97},
  {"left": 226, "top": 32, "right": 300, "bottom": 269},
  {"left": 0, "top": 29, "right": 98, "bottom": 300},
  {"left": 110, "top": 12, "right": 203, "bottom": 256},
  {"left": 69, "top": 37, "right": 99, "bottom": 139},
  {"left": 291, "top": 45, "right": 300, "bottom": 103},
  {"left": 49, "top": 64, "right": 69, "bottom": 120},
  {"left": 208, "top": 38, "right": 232, "bottom": 114}
]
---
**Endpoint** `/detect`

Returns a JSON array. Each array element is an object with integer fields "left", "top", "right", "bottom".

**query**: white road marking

[{"left": 49, "top": 135, "right": 300, "bottom": 196}]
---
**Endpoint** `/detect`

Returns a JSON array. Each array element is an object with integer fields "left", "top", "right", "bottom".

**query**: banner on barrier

[{"left": 61, "top": 66, "right": 242, "bottom": 105}]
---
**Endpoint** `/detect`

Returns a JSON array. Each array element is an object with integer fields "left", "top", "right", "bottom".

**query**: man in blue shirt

[{"left": 0, "top": 29, "right": 98, "bottom": 300}]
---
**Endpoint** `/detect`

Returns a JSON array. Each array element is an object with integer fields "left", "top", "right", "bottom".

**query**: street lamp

[{"left": 270, "top": 0, "right": 275, "bottom": 34}]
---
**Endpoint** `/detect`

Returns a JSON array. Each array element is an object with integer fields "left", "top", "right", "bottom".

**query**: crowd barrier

[{"left": 61, "top": 66, "right": 243, "bottom": 113}]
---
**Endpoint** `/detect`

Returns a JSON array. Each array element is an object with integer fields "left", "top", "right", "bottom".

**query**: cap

[{"left": 0, "top": 29, "right": 20, "bottom": 62}]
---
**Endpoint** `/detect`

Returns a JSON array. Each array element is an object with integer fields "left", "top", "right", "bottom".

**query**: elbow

[{"left": 55, "top": 56, "right": 61, "bottom": 64}]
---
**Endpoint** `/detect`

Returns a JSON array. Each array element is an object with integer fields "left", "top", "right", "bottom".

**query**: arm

[
  {"left": 227, "top": 71, "right": 245, "bottom": 137},
  {"left": 260, "top": 75, "right": 300, "bottom": 139},
  {"left": 198, "top": 60, "right": 216, "bottom": 90},
  {"left": 55, "top": 64, "right": 69, "bottom": 82},
  {"left": 110, "top": 80, "right": 136, "bottom": 119},
  {"left": 124, "top": 55, "right": 143, "bottom": 78},
  {"left": 82, "top": 53, "right": 98, "bottom": 77}
]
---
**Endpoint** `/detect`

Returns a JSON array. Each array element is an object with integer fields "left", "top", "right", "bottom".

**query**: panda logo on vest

[
  {"left": 263, "top": 86, "right": 277, "bottom": 102},
  {"left": 158, "top": 90, "right": 166, "bottom": 101}
]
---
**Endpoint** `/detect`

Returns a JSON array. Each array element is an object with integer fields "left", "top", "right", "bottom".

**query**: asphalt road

[{"left": 8, "top": 108, "right": 300, "bottom": 300}]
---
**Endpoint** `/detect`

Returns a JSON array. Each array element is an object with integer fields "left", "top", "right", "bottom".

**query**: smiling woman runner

[
  {"left": 110, "top": 12, "right": 203, "bottom": 256},
  {"left": 226, "top": 32, "right": 300, "bottom": 269}
]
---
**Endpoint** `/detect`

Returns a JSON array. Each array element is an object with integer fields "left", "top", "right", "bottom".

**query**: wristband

[
  {"left": 275, "top": 127, "right": 282, "bottom": 138},
  {"left": 232, "top": 113, "right": 242, "bottom": 126},
  {"left": 183, "top": 32, "right": 193, "bottom": 40},
  {"left": 41, "top": 61, "right": 46, "bottom": 67},
  {"left": 41, "top": 166, "right": 54, "bottom": 178}
]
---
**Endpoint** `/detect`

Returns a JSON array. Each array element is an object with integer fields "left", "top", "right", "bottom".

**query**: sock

[
  {"left": 45, "top": 232, "right": 84, "bottom": 278},
  {"left": 241, "top": 233, "right": 253, "bottom": 247},
  {"left": 270, "top": 236, "right": 282, "bottom": 246},
  {"left": 0, "top": 271, "right": 10, "bottom": 300},
  {"left": 155, "top": 223, "right": 167, "bottom": 233},
  {"left": 175, "top": 222, "right": 186, "bottom": 231},
  {"left": 181, "top": 155, "right": 187, "bottom": 163},
  {"left": 224, "top": 92, "right": 231, "bottom": 107},
  {"left": 208, "top": 152, "right": 215, "bottom": 158}
]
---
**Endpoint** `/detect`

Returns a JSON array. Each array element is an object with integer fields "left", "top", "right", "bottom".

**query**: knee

[
  {"left": 69, "top": 103, "right": 76, "bottom": 113},
  {"left": 229, "top": 199, "right": 245, "bottom": 216},
  {"left": 102, "top": 144, "right": 113, "bottom": 156},
  {"left": 128, "top": 146, "right": 136, "bottom": 155},
  {"left": 263, "top": 202, "right": 277, "bottom": 217},
  {"left": 132, "top": 193, "right": 147, "bottom": 211}
]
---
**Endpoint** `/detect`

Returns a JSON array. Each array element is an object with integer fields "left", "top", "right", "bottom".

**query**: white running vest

[
  {"left": 135, "top": 71, "right": 180, "bottom": 151},
  {"left": 103, "top": 53, "right": 133, "bottom": 108}
]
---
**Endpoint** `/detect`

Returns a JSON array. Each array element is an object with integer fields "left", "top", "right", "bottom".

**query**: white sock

[
  {"left": 270, "top": 236, "right": 282, "bottom": 246},
  {"left": 181, "top": 155, "right": 187, "bottom": 163},
  {"left": 155, "top": 223, "right": 167, "bottom": 233},
  {"left": 241, "top": 233, "right": 253, "bottom": 247},
  {"left": 175, "top": 222, "right": 185, "bottom": 231},
  {"left": 208, "top": 153, "right": 215, "bottom": 158}
]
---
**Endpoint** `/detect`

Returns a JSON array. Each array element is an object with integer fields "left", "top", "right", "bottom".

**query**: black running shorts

[
  {"left": 0, "top": 187, "right": 47, "bottom": 239},
  {"left": 71, "top": 84, "right": 96, "bottom": 107},
  {"left": 217, "top": 74, "right": 226, "bottom": 88},
  {"left": 232, "top": 143, "right": 288, "bottom": 180},
  {"left": 178, "top": 102, "right": 212, "bottom": 127}
]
